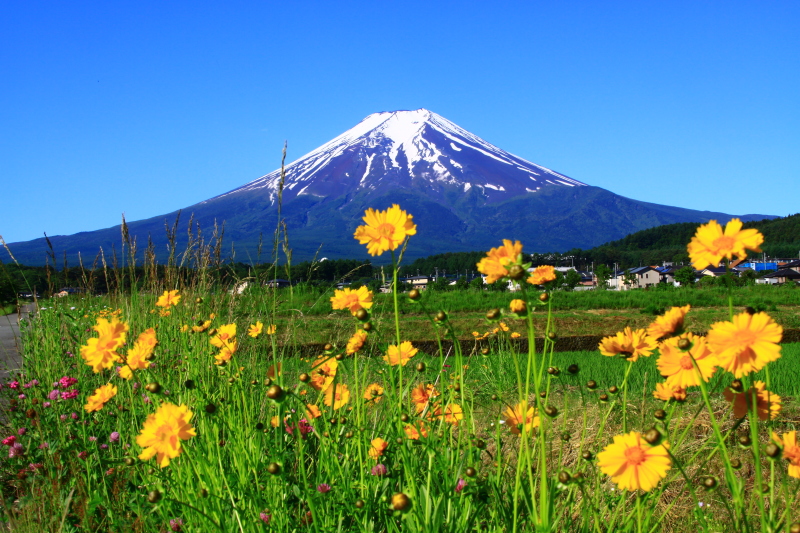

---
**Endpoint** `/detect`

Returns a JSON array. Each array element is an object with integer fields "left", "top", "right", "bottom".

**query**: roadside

[{"left": 0, "top": 303, "right": 35, "bottom": 381}]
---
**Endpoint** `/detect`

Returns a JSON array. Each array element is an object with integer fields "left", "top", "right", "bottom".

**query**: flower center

[
  {"left": 377, "top": 223, "right": 396, "bottom": 238},
  {"left": 679, "top": 355, "right": 695, "bottom": 370},
  {"left": 731, "top": 328, "right": 757, "bottom": 347},
  {"left": 784, "top": 445, "right": 800, "bottom": 466},
  {"left": 624, "top": 446, "right": 647, "bottom": 466},
  {"left": 711, "top": 235, "right": 736, "bottom": 252}
]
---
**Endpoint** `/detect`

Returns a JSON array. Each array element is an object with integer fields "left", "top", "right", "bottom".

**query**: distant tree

[
  {"left": 429, "top": 277, "right": 451, "bottom": 292},
  {"left": 470, "top": 277, "right": 485, "bottom": 291},
  {"left": 564, "top": 269, "right": 582, "bottom": 291},
  {"left": 622, "top": 270, "right": 637, "bottom": 289},
  {"left": 674, "top": 266, "right": 696, "bottom": 287},
  {"left": 454, "top": 277, "right": 469, "bottom": 291},
  {"left": 594, "top": 265, "right": 612, "bottom": 289}
]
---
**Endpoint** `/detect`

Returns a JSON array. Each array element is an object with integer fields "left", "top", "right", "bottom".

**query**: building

[
  {"left": 610, "top": 266, "right": 661, "bottom": 290},
  {"left": 757, "top": 269, "right": 800, "bottom": 285}
]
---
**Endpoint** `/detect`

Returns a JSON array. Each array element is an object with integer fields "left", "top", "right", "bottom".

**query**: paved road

[{"left": 0, "top": 304, "right": 34, "bottom": 381}]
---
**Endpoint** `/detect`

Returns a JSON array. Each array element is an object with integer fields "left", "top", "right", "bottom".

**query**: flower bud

[
  {"left": 267, "top": 463, "right": 281, "bottom": 475},
  {"left": 702, "top": 476, "right": 717, "bottom": 490},
  {"left": 391, "top": 493, "right": 412, "bottom": 512},
  {"left": 355, "top": 499, "right": 365, "bottom": 509},
  {"left": 544, "top": 405, "right": 558, "bottom": 418},
  {"left": 435, "top": 311, "right": 447, "bottom": 322},
  {"left": 789, "top": 522, "right": 800, "bottom": 533},
  {"left": 147, "top": 490, "right": 162, "bottom": 503},
  {"left": 730, "top": 458, "right": 742, "bottom": 470},
  {"left": 299, "top": 373, "right": 310, "bottom": 383},
  {"left": 465, "top": 467, "right": 477, "bottom": 478},
  {"left": 547, "top": 367, "right": 560, "bottom": 376},
  {"left": 362, "top": 322, "right": 372, "bottom": 332},
  {"left": 408, "top": 289, "right": 421, "bottom": 301},
  {"left": 416, "top": 362, "right": 426, "bottom": 372},
  {"left": 355, "top": 308, "right": 369, "bottom": 322},
  {"left": 581, "top": 451, "right": 593, "bottom": 461},
  {"left": 730, "top": 380, "right": 744, "bottom": 393},
  {"left": 654, "top": 409, "right": 667, "bottom": 420},
  {"left": 324, "top": 343, "right": 333, "bottom": 352},
  {"left": 677, "top": 338, "right": 692, "bottom": 350},
  {"left": 481, "top": 348, "right": 490, "bottom": 355},
  {"left": 485, "top": 309, "right": 500, "bottom": 320},
  {"left": 507, "top": 265, "right": 525, "bottom": 280},
  {"left": 567, "top": 364, "right": 579, "bottom": 374},
  {"left": 643, "top": 428, "right": 662, "bottom": 445},
  {"left": 558, "top": 471, "right": 571, "bottom": 484},
  {"left": 145, "top": 382, "right": 161, "bottom": 394},
  {"left": 765, "top": 443, "right": 782, "bottom": 459},
  {"left": 539, "top": 293, "right": 549, "bottom": 303},
  {"left": 738, "top": 435, "right": 752, "bottom": 447},
  {"left": 586, "top": 380, "right": 598, "bottom": 390},
  {"left": 608, "top": 386, "right": 619, "bottom": 394},
  {"left": 599, "top": 394, "right": 609, "bottom": 402},
  {"left": 266, "top": 385, "right": 285, "bottom": 402}
]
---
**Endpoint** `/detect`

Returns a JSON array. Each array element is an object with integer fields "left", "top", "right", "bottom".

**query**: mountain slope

[{"left": 2, "top": 109, "right": 776, "bottom": 265}]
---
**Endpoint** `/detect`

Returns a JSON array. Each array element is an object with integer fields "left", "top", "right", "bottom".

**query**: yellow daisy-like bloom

[
  {"left": 509, "top": 299, "right": 527, "bottom": 314},
  {"left": 647, "top": 305, "right": 690, "bottom": 340},
  {"left": 354, "top": 204, "right": 417, "bottom": 256},
  {"left": 471, "top": 331, "right": 481, "bottom": 338},
  {"left": 346, "top": 330, "right": 368, "bottom": 355},
  {"left": 476, "top": 240, "right": 523, "bottom": 284},
  {"left": 410, "top": 383, "right": 438, "bottom": 413},
  {"left": 511, "top": 332, "right": 521, "bottom": 339},
  {"left": 771, "top": 431, "right": 800, "bottom": 479},
  {"left": 499, "top": 322, "right": 510, "bottom": 332},
  {"left": 504, "top": 401, "right": 540, "bottom": 435},
  {"left": 323, "top": 383, "right": 350, "bottom": 410},
  {"left": 309, "top": 357, "right": 339, "bottom": 391},
  {"left": 330, "top": 286, "right": 374, "bottom": 315},
  {"left": 404, "top": 422, "right": 428, "bottom": 440},
  {"left": 305, "top": 404, "right": 322, "bottom": 419},
  {"left": 84, "top": 383, "right": 118, "bottom": 413},
  {"left": 363, "top": 383, "right": 385, "bottom": 404},
  {"left": 598, "top": 327, "right": 658, "bottom": 362},
  {"left": 383, "top": 341, "right": 418, "bottom": 366},
  {"left": 597, "top": 431, "right": 671, "bottom": 492},
  {"left": 248, "top": 322, "right": 263, "bottom": 338},
  {"left": 192, "top": 320, "right": 211, "bottom": 333},
  {"left": 119, "top": 328, "right": 158, "bottom": 380},
  {"left": 687, "top": 218, "right": 764, "bottom": 270},
  {"left": 180, "top": 324, "right": 189, "bottom": 332},
  {"left": 656, "top": 333, "right": 717, "bottom": 388},
  {"left": 136, "top": 403, "right": 196, "bottom": 468},
  {"left": 80, "top": 317, "right": 129, "bottom": 373},
  {"left": 430, "top": 403, "right": 464, "bottom": 425},
  {"left": 266, "top": 324, "right": 277, "bottom": 335},
  {"left": 155, "top": 289, "right": 181, "bottom": 308},
  {"left": 527, "top": 265, "right": 556, "bottom": 286},
  {"left": 723, "top": 381, "right": 781, "bottom": 420},
  {"left": 652, "top": 382, "right": 687, "bottom": 402},
  {"left": 369, "top": 437, "right": 388, "bottom": 460},
  {"left": 707, "top": 311, "right": 783, "bottom": 378},
  {"left": 210, "top": 323, "right": 237, "bottom": 352},
  {"left": 213, "top": 342, "right": 237, "bottom": 366}
]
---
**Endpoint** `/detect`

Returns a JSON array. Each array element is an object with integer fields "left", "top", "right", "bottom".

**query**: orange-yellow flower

[
  {"left": 707, "top": 311, "right": 782, "bottom": 378},
  {"left": 354, "top": 204, "right": 417, "bottom": 256},
  {"left": 309, "top": 357, "right": 338, "bottom": 391},
  {"left": 214, "top": 342, "right": 237, "bottom": 365},
  {"left": 119, "top": 328, "right": 158, "bottom": 380},
  {"left": 346, "top": 330, "right": 368, "bottom": 355},
  {"left": 136, "top": 403, "right": 196, "bottom": 468},
  {"left": 369, "top": 437, "right": 388, "bottom": 459},
  {"left": 266, "top": 363, "right": 282, "bottom": 379},
  {"left": 331, "top": 286, "right": 374, "bottom": 315},
  {"left": 499, "top": 322, "right": 510, "bottom": 332},
  {"left": 305, "top": 404, "right": 322, "bottom": 419},
  {"left": 404, "top": 422, "right": 428, "bottom": 440},
  {"left": 84, "top": 383, "right": 118, "bottom": 412},
  {"left": 652, "top": 382, "right": 686, "bottom": 402},
  {"left": 192, "top": 320, "right": 211, "bottom": 333},
  {"left": 656, "top": 333, "right": 717, "bottom": 388},
  {"left": 599, "top": 327, "right": 658, "bottom": 362},
  {"left": 723, "top": 381, "right": 781, "bottom": 420},
  {"left": 504, "top": 401, "right": 540, "bottom": 435},
  {"left": 410, "top": 383, "right": 438, "bottom": 413},
  {"left": 430, "top": 403, "right": 464, "bottom": 425},
  {"left": 155, "top": 289, "right": 181, "bottom": 308},
  {"left": 476, "top": 240, "right": 523, "bottom": 284},
  {"left": 363, "top": 383, "right": 385, "bottom": 404},
  {"left": 509, "top": 299, "right": 527, "bottom": 314},
  {"left": 323, "top": 383, "right": 350, "bottom": 410},
  {"left": 80, "top": 317, "right": 129, "bottom": 373},
  {"left": 383, "top": 341, "right": 418, "bottom": 366},
  {"left": 527, "top": 265, "right": 556, "bottom": 286},
  {"left": 266, "top": 324, "right": 277, "bottom": 335},
  {"left": 772, "top": 431, "right": 800, "bottom": 478},
  {"left": 647, "top": 305, "right": 690, "bottom": 340},
  {"left": 248, "top": 322, "right": 263, "bottom": 338},
  {"left": 597, "top": 431, "right": 671, "bottom": 492},
  {"left": 210, "top": 323, "right": 237, "bottom": 352},
  {"left": 511, "top": 332, "right": 521, "bottom": 339},
  {"left": 687, "top": 218, "right": 764, "bottom": 270}
]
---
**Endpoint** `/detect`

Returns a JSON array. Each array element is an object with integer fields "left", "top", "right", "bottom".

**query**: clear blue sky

[{"left": 1, "top": 1, "right": 798, "bottom": 245}]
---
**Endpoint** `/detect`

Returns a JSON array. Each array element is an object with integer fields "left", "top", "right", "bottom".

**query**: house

[
  {"left": 610, "top": 266, "right": 661, "bottom": 290},
  {"left": 784, "top": 260, "right": 800, "bottom": 274},
  {"left": 264, "top": 279, "right": 291, "bottom": 288},
  {"left": 757, "top": 269, "right": 800, "bottom": 285},
  {"left": 403, "top": 276, "right": 431, "bottom": 290}
]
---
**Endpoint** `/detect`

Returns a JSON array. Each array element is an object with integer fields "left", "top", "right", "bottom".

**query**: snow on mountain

[{"left": 205, "top": 109, "right": 585, "bottom": 206}]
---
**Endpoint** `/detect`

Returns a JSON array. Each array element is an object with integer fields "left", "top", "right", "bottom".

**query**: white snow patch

[
  {"left": 484, "top": 184, "right": 505, "bottom": 191},
  {"left": 464, "top": 183, "right": 471, "bottom": 191},
  {"left": 450, "top": 142, "right": 462, "bottom": 151},
  {"left": 449, "top": 159, "right": 462, "bottom": 169}
]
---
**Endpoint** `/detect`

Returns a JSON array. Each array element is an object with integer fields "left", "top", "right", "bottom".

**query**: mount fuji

[{"left": 3, "top": 109, "right": 774, "bottom": 265}]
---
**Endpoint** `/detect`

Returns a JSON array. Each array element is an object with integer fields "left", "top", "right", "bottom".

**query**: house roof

[{"left": 761, "top": 268, "right": 800, "bottom": 279}]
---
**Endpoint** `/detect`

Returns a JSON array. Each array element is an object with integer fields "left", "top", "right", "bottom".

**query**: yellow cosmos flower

[
  {"left": 471, "top": 331, "right": 481, "bottom": 338},
  {"left": 192, "top": 320, "right": 211, "bottom": 333},
  {"left": 476, "top": 240, "right": 523, "bottom": 284},
  {"left": 305, "top": 404, "right": 322, "bottom": 419},
  {"left": 404, "top": 422, "right": 428, "bottom": 440},
  {"left": 119, "top": 328, "right": 158, "bottom": 380},
  {"left": 647, "top": 305, "right": 690, "bottom": 340},
  {"left": 598, "top": 327, "right": 658, "bottom": 362},
  {"left": 410, "top": 383, "right": 438, "bottom": 413},
  {"left": 771, "top": 431, "right": 800, "bottom": 479},
  {"left": 323, "top": 383, "right": 350, "bottom": 410},
  {"left": 687, "top": 218, "right": 764, "bottom": 270},
  {"left": 383, "top": 341, "right": 418, "bottom": 366},
  {"left": 723, "top": 381, "right": 781, "bottom": 420},
  {"left": 136, "top": 403, "right": 196, "bottom": 468},
  {"left": 504, "top": 401, "right": 540, "bottom": 435},
  {"left": 363, "top": 383, "right": 385, "bottom": 404},
  {"left": 346, "top": 330, "right": 368, "bottom": 355},
  {"left": 369, "top": 437, "right": 388, "bottom": 459},
  {"left": 499, "top": 322, "right": 510, "bottom": 332},
  {"left": 509, "top": 299, "right": 527, "bottom": 314},
  {"left": 210, "top": 323, "right": 237, "bottom": 352},
  {"left": 180, "top": 324, "right": 189, "bottom": 332},
  {"left": 656, "top": 333, "right": 717, "bottom": 388},
  {"left": 511, "top": 332, "right": 521, "bottom": 339},
  {"left": 597, "top": 431, "right": 671, "bottom": 492},
  {"left": 354, "top": 204, "right": 417, "bottom": 256},
  {"left": 309, "top": 357, "right": 339, "bottom": 391},
  {"left": 214, "top": 342, "right": 237, "bottom": 365},
  {"left": 430, "top": 403, "right": 464, "bottom": 425},
  {"left": 155, "top": 289, "right": 181, "bottom": 308},
  {"left": 80, "top": 317, "right": 129, "bottom": 373},
  {"left": 652, "top": 382, "right": 687, "bottom": 402},
  {"left": 330, "top": 286, "right": 374, "bottom": 315},
  {"left": 527, "top": 265, "right": 556, "bottom": 286},
  {"left": 266, "top": 324, "right": 277, "bottom": 335},
  {"left": 707, "top": 311, "right": 782, "bottom": 378},
  {"left": 248, "top": 322, "right": 263, "bottom": 338},
  {"left": 84, "top": 383, "right": 118, "bottom": 412}
]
